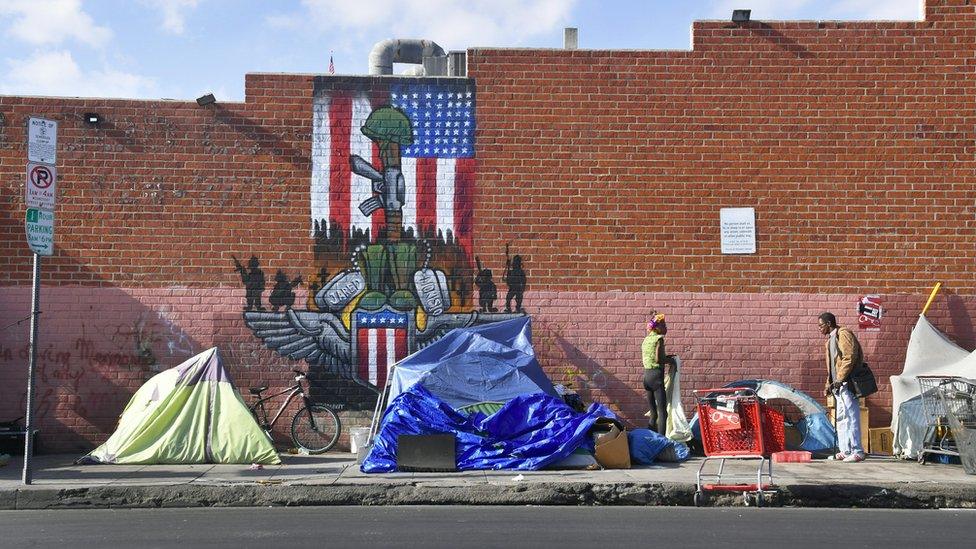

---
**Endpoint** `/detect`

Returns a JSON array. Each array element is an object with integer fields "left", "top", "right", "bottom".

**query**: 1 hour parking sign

[
  {"left": 25, "top": 208, "right": 54, "bottom": 256},
  {"left": 25, "top": 162, "right": 57, "bottom": 210}
]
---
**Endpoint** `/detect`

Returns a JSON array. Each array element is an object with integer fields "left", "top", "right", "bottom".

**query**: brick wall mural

[{"left": 238, "top": 77, "right": 522, "bottom": 409}]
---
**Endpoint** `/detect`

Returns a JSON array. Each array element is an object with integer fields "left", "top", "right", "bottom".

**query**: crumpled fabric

[
  {"left": 627, "top": 428, "right": 674, "bottom": 464},
  {"left": 665, "top": 358, "right": 693, "bottom": 442},
  {"left": 362, "top": 384, "right": 615, "bottom": 473}
]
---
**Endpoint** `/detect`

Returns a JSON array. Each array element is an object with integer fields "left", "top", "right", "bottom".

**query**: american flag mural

[
  {"left": 244, "top": 78, "right": 518, "bottom": 401},
  {"left": 310, "top": 79, "right": 476, "bottom": 255}
]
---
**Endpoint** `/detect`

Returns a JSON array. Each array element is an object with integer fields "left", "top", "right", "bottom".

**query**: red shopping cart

[{"left": 693, "top": 387, "right": 784, "bottom": 507}]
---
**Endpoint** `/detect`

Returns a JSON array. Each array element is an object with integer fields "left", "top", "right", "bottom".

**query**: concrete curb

[{"left": 3, "top": 482, "right": 975, "bottom": 510}]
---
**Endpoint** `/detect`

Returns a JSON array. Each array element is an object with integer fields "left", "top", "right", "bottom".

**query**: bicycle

[{"left": 248, "top": 369, "right": 341, "bottom": 454}]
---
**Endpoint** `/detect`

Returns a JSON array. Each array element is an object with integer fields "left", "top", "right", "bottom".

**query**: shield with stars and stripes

[{"left": 350, "top": 307, "right": 413, "bottom": 390}]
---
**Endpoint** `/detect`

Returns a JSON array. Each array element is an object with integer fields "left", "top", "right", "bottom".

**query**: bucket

[{"left": 349, "top": 427, "right": 370, "bottom": 454}]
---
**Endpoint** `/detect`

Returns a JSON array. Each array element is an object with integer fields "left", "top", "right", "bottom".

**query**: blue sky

[{"left": 0, "top": 0, "right": 922, "bottom": 101}]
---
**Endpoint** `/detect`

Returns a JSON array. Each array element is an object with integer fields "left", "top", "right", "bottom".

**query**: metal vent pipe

[{"left": 368, "top": 39, "right": 447, "bottom": 75}]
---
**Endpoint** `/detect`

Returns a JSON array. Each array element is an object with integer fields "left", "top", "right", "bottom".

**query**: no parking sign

[{"left": 25, "top": 162, "right": 56, "bottom": 210}]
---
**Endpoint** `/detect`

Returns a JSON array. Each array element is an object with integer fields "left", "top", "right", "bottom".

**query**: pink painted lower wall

[
  {"left": 523, "top": 291, "right": 976, "bottom": 431},
  {"left": 0, "top": 286, "right": 303, "bottom": 452},
  {"left": 1, "top": 286, "right": 973, "bottom": 452}
]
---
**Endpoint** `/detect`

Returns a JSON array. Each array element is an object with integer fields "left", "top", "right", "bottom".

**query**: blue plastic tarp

[
  {"left": 361, "top": 384, "right": 614, "bottom": 472},
  {"left": 387, "top": 317, "right": 557, "bottom": 409},
  {"left": 627, "top": 429, "right": 674, "bottom": 464}
]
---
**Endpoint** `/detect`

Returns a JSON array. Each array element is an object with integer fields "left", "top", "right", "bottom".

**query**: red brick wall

[
  {"left": 466, "top": 0, "right": 976, "bottom": 426},
  {"left": 467, "top": 2, "right": 976, "bottom": 295},
  {"left": 1, "top": 1, "right": 975, "bottom": 451}
]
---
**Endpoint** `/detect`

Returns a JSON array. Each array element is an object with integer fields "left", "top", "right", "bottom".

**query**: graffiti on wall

[
  {"left": 0, "top": 309, "right": 201, "bottom": 444},
  {"left": 240, "top": 78, "right": 526, "bottom": 400}
]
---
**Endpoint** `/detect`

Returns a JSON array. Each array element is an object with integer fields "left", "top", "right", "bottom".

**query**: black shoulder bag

[{"left": 847, "top": 362, "right": 877, "bottom": 399}]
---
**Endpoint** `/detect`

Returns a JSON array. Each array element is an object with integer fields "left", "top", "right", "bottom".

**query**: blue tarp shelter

[
  {"left": 386, "top": 317, "right": 558, "bottom": 409},
  {"left": 363, "top": 317, "right": 608, "bottom": 472},
  {"left": 362, "top": 385, "right": 613, "bottom": 472}
]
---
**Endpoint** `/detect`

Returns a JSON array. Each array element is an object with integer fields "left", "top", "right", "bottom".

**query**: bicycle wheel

[{"left": 290, "top": 405, "right": 341, "bottom": 454}]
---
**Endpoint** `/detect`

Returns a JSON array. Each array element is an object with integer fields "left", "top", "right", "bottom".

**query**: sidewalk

[{"left": 1, "top": 453, "right": 975, "bottom": 510}]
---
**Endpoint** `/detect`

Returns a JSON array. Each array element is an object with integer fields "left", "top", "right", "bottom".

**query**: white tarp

[
  {"left": 665, "top": 357, "right": 692, "bottom": 442},
  {"left": 891, "top": 315, "right": 975, "bottom": 458}
]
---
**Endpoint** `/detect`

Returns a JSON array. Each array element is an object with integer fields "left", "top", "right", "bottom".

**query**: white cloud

[
  {"left": 0, "top": 0, "right": 112, "bottom": 47},
  {"left": 296, "top": 0, "right": 579, "bottom": 50},
  {"left": 706, "top": 0, "right": 919, "bottom": 21},
  {"left": 0, "top": 50, "right": 158, "bottom": 98},
  {"left": 265, "top": 13, "right": 301, "bottom": 29},
  {"left": 142, "top": 0, "right": 200, "bottom": 34}
]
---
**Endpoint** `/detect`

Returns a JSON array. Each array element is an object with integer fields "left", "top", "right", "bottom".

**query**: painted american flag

[
  {"left": 355, "top": 310, "right": 409, "bottom": 389},
  {"left": 310, "top": 79, "right": 476, "bottom": 254}
]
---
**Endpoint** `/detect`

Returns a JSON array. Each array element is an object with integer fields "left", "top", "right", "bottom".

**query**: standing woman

[{"left": 642, "top": 312, "right": 673, "bottom": 435}]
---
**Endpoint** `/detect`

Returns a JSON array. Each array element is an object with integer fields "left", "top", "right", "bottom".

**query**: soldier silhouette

[
  {"left": 474, "top": 257, "right": 498, "bottom": 313},
  {"left": 269, "top": 270, "right": 303, "bottom": 312},
  {"left": 307, "top": 266, "right": 330, "bottom": 310},
  {"left": 504, "top": 253, "right": 526, "bottom": 313},
  {"left": 233, "top": 255, "right": 266, "bottom": 311}
]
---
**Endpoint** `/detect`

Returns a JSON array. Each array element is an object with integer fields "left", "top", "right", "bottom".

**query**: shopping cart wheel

[
  {"left": 693, "top": 491, "right": 704, "bottom": 507},
  {"left": 743, "top": 492, "right": 763, "bottom": 507}
]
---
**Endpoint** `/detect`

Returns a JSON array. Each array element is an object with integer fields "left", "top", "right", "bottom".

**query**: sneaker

[
  {"left": 842, "top": 453, "right": 865, "bottom": 463},
  {"left": 833, "top": 452, "right": 848, "bottom": 460}
]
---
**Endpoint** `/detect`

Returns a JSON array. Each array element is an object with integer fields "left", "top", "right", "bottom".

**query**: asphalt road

[{"left": 1, "top": 506, "right": 974, "bottom": 548}]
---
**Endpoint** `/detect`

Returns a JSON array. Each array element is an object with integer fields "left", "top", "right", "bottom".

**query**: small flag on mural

[
  {"left": 858, "top": 295, "right": 882, "bottom": 330},
  {"left": 310, "top": 79, "right": 476, "bottom": 252},
  {"left": 354, "top": 310, "right": 409, "bottom": 389},
  {"left": 329, "top": 53, "right": 335, "bottom": 74}
]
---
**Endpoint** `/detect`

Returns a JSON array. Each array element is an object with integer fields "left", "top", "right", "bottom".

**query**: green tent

[{"left": 83, "top": 348, "right": 280, "bottom": 465}]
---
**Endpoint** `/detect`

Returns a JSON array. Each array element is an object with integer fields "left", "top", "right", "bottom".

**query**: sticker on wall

[{"left": 858, "top": 295, "right": 882, "bottom": 331}]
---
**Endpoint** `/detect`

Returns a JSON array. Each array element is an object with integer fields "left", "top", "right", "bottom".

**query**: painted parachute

[
  {"left": 81, "top": 348, "right": 280, "bottom": 465},
  {"left": 691, "top": 379, "right": 836, "bottom": 452}
]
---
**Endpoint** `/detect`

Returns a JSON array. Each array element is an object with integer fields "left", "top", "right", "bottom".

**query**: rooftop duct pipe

[{"left": 369, "top": 39, "right": 447, "bottom": 75}]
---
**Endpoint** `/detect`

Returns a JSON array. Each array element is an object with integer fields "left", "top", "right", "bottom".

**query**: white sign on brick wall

[{"left": 720, "top": 207, "right": 756, "bottom": 254}]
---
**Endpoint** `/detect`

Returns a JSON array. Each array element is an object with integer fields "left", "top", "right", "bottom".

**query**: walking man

[{"left": 818, "top": 312, "right": 866, "bottom": 462}]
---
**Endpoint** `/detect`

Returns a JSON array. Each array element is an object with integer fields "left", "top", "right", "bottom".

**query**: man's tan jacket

[{"left": 824, "top": 327, "right": 863, "bottom": 390}]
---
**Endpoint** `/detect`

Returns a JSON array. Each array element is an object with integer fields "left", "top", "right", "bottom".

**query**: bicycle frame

[{"left": 250, "top": 383, "right": 307, "bottom": 431}]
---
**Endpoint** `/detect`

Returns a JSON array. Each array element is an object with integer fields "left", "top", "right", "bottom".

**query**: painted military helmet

[{"left": 361, "top": 106, "right": 414, "bottom": 145}]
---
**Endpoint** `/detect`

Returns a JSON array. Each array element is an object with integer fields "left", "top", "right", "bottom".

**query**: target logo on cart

[
  {"left": 25, "top": 162, "right": 57, "bottom": 210},
  {"left": 708, "top": 407, "right": 742, "bottom": 431}
]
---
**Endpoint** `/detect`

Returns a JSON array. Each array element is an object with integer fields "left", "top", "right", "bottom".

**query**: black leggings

[{"left": 643, "top": 368, "right": 667, "bottom": 435}]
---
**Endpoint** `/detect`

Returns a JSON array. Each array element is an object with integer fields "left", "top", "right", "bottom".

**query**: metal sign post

[
  {"left": 22, "top": 254, "right": 40, "bottom": 485},
  {"left": 22, "top": 116, "right": 57, "bottom": 486}
]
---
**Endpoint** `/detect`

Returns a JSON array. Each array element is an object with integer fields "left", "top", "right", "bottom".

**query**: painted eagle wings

[{"left": 243, "top": 310, "right": 351, "bottom": 372}]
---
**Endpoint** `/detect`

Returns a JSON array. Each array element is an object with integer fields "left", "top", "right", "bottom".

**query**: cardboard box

[
  {"left": 869, "top": 427, "right": 893, "bottom": 455},
  {"left": 593, "top": 422, "right": 631, "bottom": 469}
]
